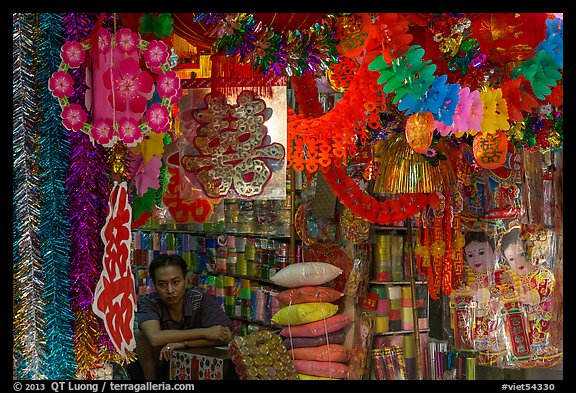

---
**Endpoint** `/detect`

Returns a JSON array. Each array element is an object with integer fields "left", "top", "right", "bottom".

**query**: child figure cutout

[
  {"left": 450, "top": 230, "right": 507, "bottom": 365},
  {"left": 498, "top": 225, "right": 562, "bottom": 368}
]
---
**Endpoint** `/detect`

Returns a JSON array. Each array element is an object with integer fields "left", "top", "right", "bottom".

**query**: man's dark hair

[
  {"left": 148, "top": 253, "right": 188, "bottom": 283},
  {"left": 464, "top": 231, "right": 495, "bottom": 251}
]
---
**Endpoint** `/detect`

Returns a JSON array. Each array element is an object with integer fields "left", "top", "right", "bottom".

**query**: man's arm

[{"left": 139, "top": 319, "right": 233, "bottom": 349}]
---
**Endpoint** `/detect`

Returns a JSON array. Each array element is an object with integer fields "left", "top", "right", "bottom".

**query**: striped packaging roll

[
  {"left": 235, "top": 252, "right": 247, "bottom": 275},
  {"left": 216, "top": 258, "right": 227, "bottom": 273},
  {"left": 400, "top": 286, "right": 413, "bottom": 308},
  {"left": 373, "top": 234, "right": 392, "bottom": 281},
  {"left": 236, "top": 236, "right": 246, "bottom": 252},
  {"left": 401, "top": 308, "right": 414, "bottom": 331},
  {"left": 375, "top": 315, "right": 390, "bottom": 333},
  {"left": 152, "top": 232, "right": 161, "bottom": 259},
  {"left": 401, "top": 286, "right": 414, "bottom": 331},
  {"left": 159, "top": 232, "right": 168, "bottom": 253},
  {"left": 376, "top": 298, "right": 390, "bottom": 316},
  {"left": 388, "top": 286, "right": 402, "bottom": 331},
  {"left": 370, "top": 286, "right": 388, "bottom": 300},
  {"left": 390, "top": 235, "right": 404, "bottom": 281},
  {"left": 404, "top": 333, "right": 417, "bottom": 380},
  {"left": 226, "top": 252, "right": 237, "bottom": 275}
]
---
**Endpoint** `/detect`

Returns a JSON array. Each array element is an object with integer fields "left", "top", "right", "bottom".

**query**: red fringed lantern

[
  {"left": 472, "top": 130, "right": 508, "bottom": 169},
  {"left": 405, "top": 111, "right": 435, "bottom": 154}
]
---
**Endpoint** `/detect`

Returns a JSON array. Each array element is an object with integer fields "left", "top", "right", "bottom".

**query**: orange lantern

[
  {"left": 472, "top": 130, "right": 508, "bottom": 169},
  {"left": 405, "top": 111, "right": 435, "bottom": 154},
  {"left": 335, "top": 13, "right": 374, "bottom": 58}
]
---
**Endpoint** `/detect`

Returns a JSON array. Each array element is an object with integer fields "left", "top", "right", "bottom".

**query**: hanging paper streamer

[
  {"left": 13, "top": 12, "right": 46, "bottom": 380},
  {"left": 37, "top": 12, "right": 77, "bottom": 379},
  {"left": 62, "top": 13, "right": 112, "bottom": 378}
]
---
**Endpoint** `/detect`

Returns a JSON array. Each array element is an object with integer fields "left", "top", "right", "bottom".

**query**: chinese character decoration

[
  {"left": 472, "top": 130, "right": 508, "bottom": 170},
  {"left": 92, "top": 181, "right": 137, "bottom": 356},
  {"left": 179, "top": 90, "right": 285, "bottom": 199}
]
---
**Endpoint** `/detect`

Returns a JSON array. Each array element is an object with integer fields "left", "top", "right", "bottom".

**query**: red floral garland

[{"left": 320, "top": 165, "right": 441, "bottom": 225}]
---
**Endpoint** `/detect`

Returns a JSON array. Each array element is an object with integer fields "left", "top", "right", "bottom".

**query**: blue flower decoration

[
  {"left": 398, "top": 75, "right": 460, "bottom": 124},
  {"left": 536, "top": 31, "right": 563, "bottom": 69}
]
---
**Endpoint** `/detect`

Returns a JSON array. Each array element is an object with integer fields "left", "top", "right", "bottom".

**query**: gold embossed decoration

[
  {"left": 228, "top": 330, "right": 298, "bottom": 380},
  {"left": 180, "top": 90, "right": 285, "bottom": 199}
]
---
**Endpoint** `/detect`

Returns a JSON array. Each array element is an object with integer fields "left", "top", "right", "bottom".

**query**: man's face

[
  {"left": 503, "top": 242, "right": 531, "bottom": 276},
  {"left": 464, "top": 240, "right": 495, "bottom": 274},
  {"left": 154, "top": 265, "right": 186, "bottom": 306}
]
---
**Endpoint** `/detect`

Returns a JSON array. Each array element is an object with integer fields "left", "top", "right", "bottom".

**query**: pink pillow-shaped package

[
  {"left": 288, "top": 344, "right": 350, "bottom": 362},
  {"left": 283, "top": 328, "right": 347, "bottom": 349},
  {"left": 275, "top": 286, "right": 344, "bottom": 305},
  {"left": 279, "top": 314, "right": 351, "bottom": 337},
  {"left": 293, "top": 359, "right": 349, "bottom": 379}
]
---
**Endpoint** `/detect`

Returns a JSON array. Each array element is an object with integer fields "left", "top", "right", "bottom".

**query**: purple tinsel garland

[{"left": 62, "top": 12, "right": 112, "bottom": 376}]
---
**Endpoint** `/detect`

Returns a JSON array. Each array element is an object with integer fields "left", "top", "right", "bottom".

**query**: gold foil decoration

[{"left": 372, "top": 133, "right": 456, "bottom": 194}]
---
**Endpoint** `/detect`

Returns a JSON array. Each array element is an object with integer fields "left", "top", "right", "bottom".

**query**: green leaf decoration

[
  {"left": 139, "top": 13, "right": 173, "bottom": 38},
  {"left": 132, "top": 186, "right": 157, "bottom": 220},
  {"left": 512, "top": 50, "right": 562, "bottom": 100},
  {"left": 369, "top": 45, "right": 437, "bottom": 104}
]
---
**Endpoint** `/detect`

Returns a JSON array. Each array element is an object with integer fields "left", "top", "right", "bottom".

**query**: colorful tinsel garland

[{"left": 193, "top": 12, "right": 340, "bottom": 77}]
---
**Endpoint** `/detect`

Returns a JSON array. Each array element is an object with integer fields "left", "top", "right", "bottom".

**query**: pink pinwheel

[
  {"left": 117, "top": 117, "right": 144, "bottom": 147},
  {"left": 91, "top": 118, "right": 115, "bottom": 147},
  {"left": 130, "top": 154, "right": 162, "bottom": 196},
  {"left": 61, "top": 103, "right": 87, "bottom": 132},
  {"left": 143, "top": 40, "right": 170, "bottom": 72},
  {"left": 466, "top": 89, "right": 484, "bottom": 132},
  {"left": 145, "top": 102, "right": 170, "bottom": 133},
  {"left": 435, "top": 87, "right": 474, "bottom": 136},
  {"left": 115, "top": 28, "right": 140, "bottom": 54},
  {"left": 49, "top": 71, "right": 74, "bottom": 99},
  {"left": 60, "top": 40, "right": 85, "bottom": 68},
  {"left": 156, "top": 71, "right": 181, "bottom": 99},
  {"left": 102, "top": 57, "right": 155, "bottom": 115}
]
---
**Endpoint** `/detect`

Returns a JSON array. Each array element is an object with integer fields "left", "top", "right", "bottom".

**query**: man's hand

[
  {"left": 203, "top": 325, "right": 231, "bottom": 342},
  {"left": 159, "top": 342, "right": 185, "bottom": 362}
]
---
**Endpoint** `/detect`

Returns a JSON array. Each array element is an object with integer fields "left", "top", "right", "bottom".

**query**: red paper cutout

[{"left": 92, "top": 181, "right": 137, "bottom": 356}]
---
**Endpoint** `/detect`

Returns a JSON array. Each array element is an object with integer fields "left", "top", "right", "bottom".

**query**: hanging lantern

[
  {"left": 405, "top": 111, "right": 435, "bottom": 154},
  {"left": 472, "top": 130, "right": 508, "bottom": 169},
  {"left": 335, "top": 13, "right": 374, "bottom": 58}
]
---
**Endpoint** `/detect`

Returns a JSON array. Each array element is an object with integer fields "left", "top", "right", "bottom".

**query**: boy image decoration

[
  {"left": 450, "top": 230, "right": 507, "bottom": 365},
  {"left": 498, "top": 225, "right": 562, "bottom": 368}
]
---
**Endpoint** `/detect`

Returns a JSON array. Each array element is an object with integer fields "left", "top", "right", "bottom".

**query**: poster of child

[
  {"left": 498, "top": 225, "right": 562, "bottom": 368},
  {"left": 450, "top": 230, "right": 507, "bottom": 365}
]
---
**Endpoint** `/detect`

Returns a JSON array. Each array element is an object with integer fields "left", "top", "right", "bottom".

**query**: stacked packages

[{"left": 270, "top": 262, "right": 353, "bottom": 380}]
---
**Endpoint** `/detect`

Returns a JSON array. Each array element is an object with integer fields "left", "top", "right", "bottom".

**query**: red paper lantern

[
  {"left": 472, "top": 130, "right": 509, "bottom": 170},
  {"left": 335, "top": 13, "right": 374, "bottom": 58},
  {"left": 405, "top": 111, "right": 435, "bottom": 154}
]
